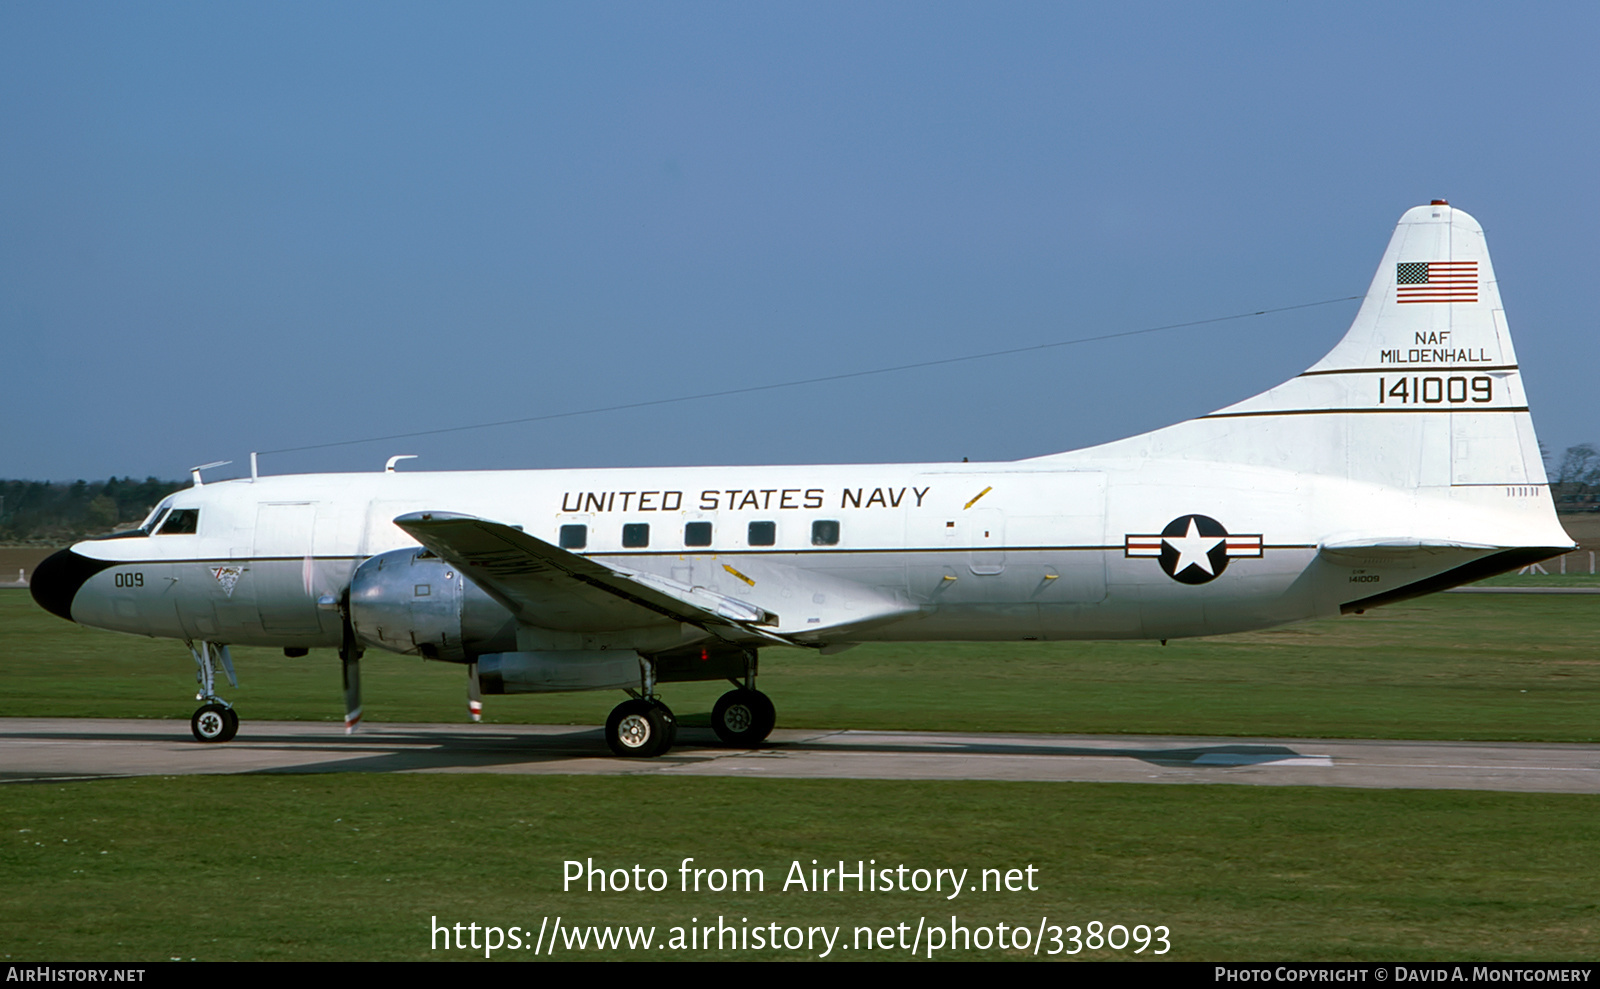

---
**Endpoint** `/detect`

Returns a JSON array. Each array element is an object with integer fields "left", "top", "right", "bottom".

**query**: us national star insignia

[{"left": 1125, "top": 515, "right": 1262, "bottom": 584}]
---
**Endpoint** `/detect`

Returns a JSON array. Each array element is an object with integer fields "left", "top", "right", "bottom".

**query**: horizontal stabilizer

[{"left": 1319, "top": 536, "right": 1498, "bottom": 559}]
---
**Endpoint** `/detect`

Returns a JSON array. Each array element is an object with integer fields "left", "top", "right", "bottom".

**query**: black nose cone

[{"left": 30, "top": 548, "right": 113, "bottom": 623}]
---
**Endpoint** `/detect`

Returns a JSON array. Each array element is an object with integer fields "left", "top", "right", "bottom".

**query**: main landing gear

[
  {"left": 602, "top": 648, "right": 777, "bottom": 757},
  {"left": 189, "top": 641, "right": 239, "bottom": 743},
  {"left": 604, "top": 654, "right": 678, "bottom": 758},
  {"left": 711, "top": 687, "right": 775, "bottom": 747},
  {"left": 711, "top": 647, "right": 775, "bottom": 748},
  {"left": 605, "top": 697, "right": 678, "bottom": 758}
]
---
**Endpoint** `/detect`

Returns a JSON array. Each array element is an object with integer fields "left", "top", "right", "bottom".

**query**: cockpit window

[{"left": 157, "top": 508, "right": 199, "bottom": 535}]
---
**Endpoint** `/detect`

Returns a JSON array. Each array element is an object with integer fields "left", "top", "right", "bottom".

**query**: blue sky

[{"left": 4, "top": 2, "right": 1596, "bottom": 481}]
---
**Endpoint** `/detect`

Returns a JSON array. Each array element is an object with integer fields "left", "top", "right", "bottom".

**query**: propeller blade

[{"left": 340, "top": 611, "right": 363, "bottom": 734}]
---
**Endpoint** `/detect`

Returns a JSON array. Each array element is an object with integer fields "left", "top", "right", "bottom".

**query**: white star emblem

[{"left": 1163, "top": 517, "right": 1224, "bottom": 576}]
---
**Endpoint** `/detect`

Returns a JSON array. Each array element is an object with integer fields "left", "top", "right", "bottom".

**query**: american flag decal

[{"left": 1396, "top": 260, "right": 1477, "bottom": 304}]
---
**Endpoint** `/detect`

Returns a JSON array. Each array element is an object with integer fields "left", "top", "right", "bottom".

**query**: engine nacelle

[
  {"left": 349, "top": 547, "right": 515, "bottom": 662},
  {"left": 477, "top": 651, "right": 642, "bottom": 694}
]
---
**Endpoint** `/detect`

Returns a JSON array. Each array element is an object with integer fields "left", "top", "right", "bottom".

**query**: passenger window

[
  {"left": 622, "top": 523, "right": 650, "bottom": 548},
  {"left": 684, "top": 521, "right": 712, "bottom": 547},
  {"left": 157, "top": 509, "right": 199, "bottom": 535},
  {"left": 748, "top": 521, "right": 776, "bottom": 546},
  {"left": 559, "top": 524, "right": 588, "bottom": 550},
  {"left": 812, "top": 520, "right": 840, "bottom": 546}
]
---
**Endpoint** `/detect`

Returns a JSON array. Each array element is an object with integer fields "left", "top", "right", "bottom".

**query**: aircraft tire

[
  {"left": 191, "top": 704, "right": 235, "bottom": 743},
  {"left": 221, "top": 708, "right": 240, "bottom": 742},
  {"left": 711, "top": 689, "right": 776, "bottom": 747},
  {"left": 651, "top": 699, "right": 678, "bottom": 751},
  {"left": 606, "top": 699, "right": 672, "bottom": 758}
]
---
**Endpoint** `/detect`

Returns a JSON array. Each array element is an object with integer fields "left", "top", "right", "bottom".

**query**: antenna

[
  {"left": 385, "top": 455, "right": 419, "bottom": 473},
  {"left": 189, "top": 461, "right": 232, "bottom": 486}
]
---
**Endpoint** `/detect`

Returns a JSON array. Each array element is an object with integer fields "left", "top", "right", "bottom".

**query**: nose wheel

[
  {"left": 711, "top": 688, "right": 775, "bottom": 747},
  {"left": 191, "top": 703, "right": 239, "bottom": 743}
]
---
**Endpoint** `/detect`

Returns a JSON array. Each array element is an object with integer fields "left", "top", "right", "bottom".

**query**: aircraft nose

[{"left": 29, "top": 548, "right": 113, "bottom": 623}]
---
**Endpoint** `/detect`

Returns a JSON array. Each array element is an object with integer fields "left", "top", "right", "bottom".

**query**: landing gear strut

[
  {"left": 189, "top": 641, "right": 239, "bottom": 743},
  {"left": 712, "top": 649, "right": 775, "bottom": 748},
  {"left": 604, "top": 655, "right": 677, "bottom": 757}
]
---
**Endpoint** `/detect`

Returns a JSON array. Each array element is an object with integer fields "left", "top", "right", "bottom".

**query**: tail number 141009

[{"left": 1378, "top": 375, "right": 1492, "bottom": 405}]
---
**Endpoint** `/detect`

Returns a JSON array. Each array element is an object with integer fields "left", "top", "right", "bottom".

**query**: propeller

[{"left": 339, "top": 597, "right": 362, "bottom": 733}]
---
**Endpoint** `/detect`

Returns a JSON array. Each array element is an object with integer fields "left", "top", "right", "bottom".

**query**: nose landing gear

[{"left": 189, "top": 640, "right": 239, "bottom": 743}]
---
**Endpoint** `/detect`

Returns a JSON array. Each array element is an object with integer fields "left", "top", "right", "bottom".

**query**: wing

[{"left": 392, "top": 511, "right": 793, "bottom": 645}]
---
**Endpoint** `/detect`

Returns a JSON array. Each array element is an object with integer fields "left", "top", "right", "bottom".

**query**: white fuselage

[{"left": 60, "top": 452, "right": 1561, "bottom": 655}]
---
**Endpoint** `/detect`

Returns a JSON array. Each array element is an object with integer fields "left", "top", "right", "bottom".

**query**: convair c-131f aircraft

[{"left": 31, "top": 203, "right": 1575, "bottom": 757}]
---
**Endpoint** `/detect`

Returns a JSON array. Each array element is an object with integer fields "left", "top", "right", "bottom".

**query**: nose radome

[{"left": 29, "top": 548, "right": 114, "bottom": 623}]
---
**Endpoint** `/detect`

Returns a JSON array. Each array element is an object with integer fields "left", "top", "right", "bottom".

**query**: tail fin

[{"left": 1080, "top": 202, "right": 1547, "bottom": 489}]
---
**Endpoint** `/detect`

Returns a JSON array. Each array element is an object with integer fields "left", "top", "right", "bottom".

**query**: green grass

[
  {"left": 2, "top": 775, "right": 1596, "bottom": 961},
  {"left": 5, "top": 589, "right": 1598, "bottom": 962},
  {"left": 3, "top": 589, "right": 1596, "bottom": 741}
]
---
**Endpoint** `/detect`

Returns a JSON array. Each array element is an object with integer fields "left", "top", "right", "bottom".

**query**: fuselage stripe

[
  {"left": 1297, "top": 365, "right": 1518, "bottom": 377},
  {"left": 82, "top": 544, "right": 1324, "bottom": 568},
  {"left": 1201, "top": 406, "right": 1529, "bottom": 419}
]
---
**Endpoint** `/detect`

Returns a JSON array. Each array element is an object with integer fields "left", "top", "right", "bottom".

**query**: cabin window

[
  {"left": 748, "top": 521, "right": 776, "bottom": 546},
  {"left": 157, "top": 508, "right": 199, "bottom": 535},
  {"left": 684, "top": 521, "right": 712, "bottom": 547},
  {"left": 811, "top": 520, "right": 840, "bottom": 546},
  {"left": 559, "top": 524, "right": 587, "bottom": 550},
  {"left": 622, "top": 523, "right": 650, "bottom": 548}
]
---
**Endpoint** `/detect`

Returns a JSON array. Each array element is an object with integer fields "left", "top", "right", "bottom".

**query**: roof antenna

[
  {"left": 385, "top": 455, "right": 418, "bottom": 473},
  {"left": 250, "top": 452, "right": 259, "bottom": 481},
  {"left": 189, "top": 461, "right": 232, "bottom": 487}
]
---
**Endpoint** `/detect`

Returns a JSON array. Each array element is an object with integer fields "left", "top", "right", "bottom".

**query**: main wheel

[
  {"left": 651, "top": 699, "right": 678, "bottom": 751},
  {"left": 711, "top": 688, "right": 776, "bottom": 747},
  {"left": 605, "top": 699, "right": 673, "bottom": 758},
  {"left": 191, "top": 703, "right": 236, "bottom": 743}
]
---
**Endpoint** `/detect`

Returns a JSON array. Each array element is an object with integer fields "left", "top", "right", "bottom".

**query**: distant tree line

[
  {"left": 1551, "top": 443, "right": 1600, "bottom": 512},
  {"left": 0, "top": 478, "right": 187, "bottom": 545}
]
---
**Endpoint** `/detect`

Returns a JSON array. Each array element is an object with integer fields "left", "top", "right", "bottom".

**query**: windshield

[{"left": 138, "top": 500, "right": 173, "bottom": 534}]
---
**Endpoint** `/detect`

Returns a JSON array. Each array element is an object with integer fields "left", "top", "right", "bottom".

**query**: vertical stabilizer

[{"left": 1075, "top": 203, "right": 1547, "bottom": 490}]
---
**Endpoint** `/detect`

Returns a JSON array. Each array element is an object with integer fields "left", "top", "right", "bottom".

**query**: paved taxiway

[{"left": 2, "top": 718, "right": 1596, "bottom": 793}]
